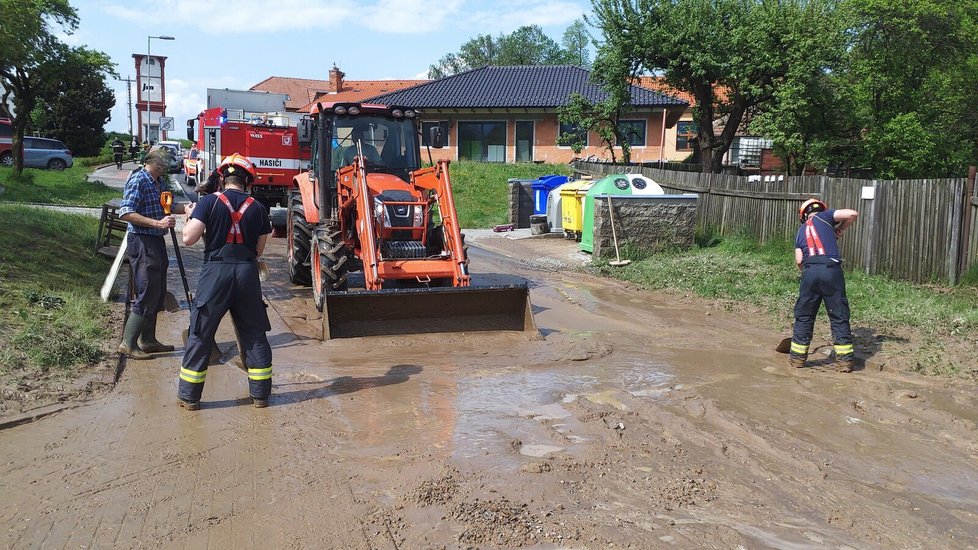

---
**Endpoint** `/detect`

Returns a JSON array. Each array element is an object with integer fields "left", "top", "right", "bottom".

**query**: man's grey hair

[{"left": 143, "top": 148, "right": 169, "bottom": 170}]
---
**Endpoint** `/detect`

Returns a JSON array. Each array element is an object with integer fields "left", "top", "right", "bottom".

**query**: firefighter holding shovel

[
  {"left": 788, "top": 199, "right": 859, "bottom": 372},
  {"left": 177, "top": 153, "right": 273, "bottom": 410}
]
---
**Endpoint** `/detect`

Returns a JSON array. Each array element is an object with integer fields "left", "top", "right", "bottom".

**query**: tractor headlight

[
  {"left": 391, "top": 109, "right": 403, "bottom": 118},
  {"left": 348, "top": 106, "right": 361, "bottom": 115},
  {"left": 413, "top": 205, "right": 424, "bottom": 227},
  {"left": 374, "top": 198, "right": 390, "bottom": 227},
  {"left": 404, "top": 110, "right": 416, "bottom": 118},
  {"left": 334, "top": 105, "right": 347, "bottom": 115}
]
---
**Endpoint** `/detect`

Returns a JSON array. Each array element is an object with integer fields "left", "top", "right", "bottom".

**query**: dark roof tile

[{"left": 366, "top": 66, "right": 687, "bottom": 109}]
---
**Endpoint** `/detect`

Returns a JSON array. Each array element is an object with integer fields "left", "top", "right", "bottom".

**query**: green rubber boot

[
  {"left": 118, "top": 313, "right": 152, "bottom": 360},
  {"left": 138, "top": 313, "right": 175, "bottom": 353}
]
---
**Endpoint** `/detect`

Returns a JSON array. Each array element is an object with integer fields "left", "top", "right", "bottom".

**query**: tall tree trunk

[{"left": 12, "top": 117, "right": 28, "bottom": 175}]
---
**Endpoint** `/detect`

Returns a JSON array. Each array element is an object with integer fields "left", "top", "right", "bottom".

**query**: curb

[{"left": 0, "top": 402, "right": 87, "bottom": 431}]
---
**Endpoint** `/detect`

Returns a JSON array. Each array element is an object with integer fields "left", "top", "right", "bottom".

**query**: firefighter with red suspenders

[
  {"left": 178, "top": 153, "right": 273, "bottom": 410},
  {"left": 789, "top": 199, "right": 860, "bottom": 372}
]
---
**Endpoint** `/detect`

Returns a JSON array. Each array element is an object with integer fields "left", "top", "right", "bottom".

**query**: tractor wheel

[
  {"left": 311, "top": 227, "right": 349, "bottom": 312},
  {"left": 287, "top": 190, "right": 312, "bottom": 286}
]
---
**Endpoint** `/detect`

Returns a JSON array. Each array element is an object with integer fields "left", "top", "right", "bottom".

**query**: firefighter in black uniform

[
  {"left": 178, "top": 153, "right": 273, "bottom": 410},
  {"left": 789, "top": 199, "right": 859, "bottom": 372},
  {"left": 111, "top": 137, "right": 126, "bottom": 169}
]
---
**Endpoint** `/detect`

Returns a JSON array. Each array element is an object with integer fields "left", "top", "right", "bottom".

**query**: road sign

[{"left": 159, "top": 117, "right": 174, "bottom": 131}]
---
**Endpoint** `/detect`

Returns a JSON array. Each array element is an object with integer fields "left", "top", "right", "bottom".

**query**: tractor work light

[
  {"left": 391, "top": 109, "right": 403, "bottom": 118},
  {"left": 348, "top": 106, "right": 361, "bottom": 115},
  {"left": 404, "top": 110, "right": 416, "bottom": 118},
  {"left": 334, "top": 105, "right": 347, "bottom": 115}
]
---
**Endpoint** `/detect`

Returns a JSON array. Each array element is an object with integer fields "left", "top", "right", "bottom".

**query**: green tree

[
  {"left": 31, "top": 46, "right": 117, "bottom": 157},
  {"left": 428, "top": 23, "right": 590, "bottom": 78},
  {"left": 557, "top": 49, "right": 637, "bottom": 163},
  {"left": 561, "top": 19, "right": 592, "bottom": 67},
  {"left": 593, "top": 0, "right": 842, "bottom": 173},
  {"left": 0, "top": 0, "right": 78, "bottom": 174},
  {"left": 498, "top": 25, "right": 564, "bottom": 65},
  {"left": 428, "top": 34, "right": 499, "bottom": 78},
  {"left": 841, "top": 0, "right": 978, "bottom": 178}
]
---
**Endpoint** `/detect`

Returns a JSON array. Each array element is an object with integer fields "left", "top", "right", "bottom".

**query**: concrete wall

[
  {"left": 592, "top": 196, "right": 698, "bottom": 259},
  {"left": 507, "top": 179, "right": 535, "bottom": 228}
]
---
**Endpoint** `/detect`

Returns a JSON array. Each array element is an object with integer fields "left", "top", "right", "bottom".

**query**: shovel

[
  {"left": 776, "top": 337, "right": 792, "bottom": 353},
  {"left": 100, "top": 235, "right": 128, "bottom": 302},
  {"left": 160, "top": 192, "right": 222, "bottom": 365},
  {"left": 606, "top": 196, "right": 631, "bottom": 267}
]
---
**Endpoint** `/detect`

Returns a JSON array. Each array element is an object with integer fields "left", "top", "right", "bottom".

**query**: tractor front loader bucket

[{"left": 322, "top": 284, "right": 537, "bottom": 340}]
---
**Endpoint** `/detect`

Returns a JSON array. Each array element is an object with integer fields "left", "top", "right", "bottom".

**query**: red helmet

[
  {"left": 217, "top": 153, "right": 256, "bottom": 184},
  {"left": 798, "top": 198, "right": 827, "bottom": 222}
]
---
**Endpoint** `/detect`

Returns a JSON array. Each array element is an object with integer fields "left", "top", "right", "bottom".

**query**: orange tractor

[{"left": 289, "top": 102, "right": 535, "bottom": 339}]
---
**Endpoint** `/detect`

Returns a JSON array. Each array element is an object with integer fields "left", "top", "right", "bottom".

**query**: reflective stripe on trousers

[{"left": 791, "top": 260, "right": 853, "bottom": 359}]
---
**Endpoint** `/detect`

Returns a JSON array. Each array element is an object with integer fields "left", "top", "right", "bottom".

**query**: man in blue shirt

[
  {"left": 117, "top": 148, "right": 176, "bottom": 359},
  {"left": 789, "top": 199, "right": 859, "bottom": 372},
  {"left": 178, "top": 153, "right": 273, "bottom": 410}
]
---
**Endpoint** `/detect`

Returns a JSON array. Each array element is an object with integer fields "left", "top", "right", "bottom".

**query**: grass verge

[
  {"left": 0, "top": 204, "right": 113, "bottom": 397},
  {"left": 0, "top": 163, "right": 119, "bottom": 207},
  {"left": 447, "top": 160, "right": 572, "bottom": 228},
  {"left": 590, "top": 231, "right": 978, "bottom": 377}
]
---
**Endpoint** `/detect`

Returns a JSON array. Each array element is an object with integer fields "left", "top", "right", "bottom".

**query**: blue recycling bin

[{"left": 531, "top": 175, "right": 569, "bottom": 216}]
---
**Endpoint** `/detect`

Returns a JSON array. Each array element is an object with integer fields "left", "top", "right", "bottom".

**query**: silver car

[
  {"left": 156, "top": 142, "right": 183, "bottom": 173},
  {"left": 19, "top": 137, "right": 74, "bottom": 170}
]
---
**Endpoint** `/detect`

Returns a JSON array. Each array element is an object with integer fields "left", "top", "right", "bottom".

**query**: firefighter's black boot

[
  {"left": 118, "top": 313, "right": 152, "bottom": 360},
  {"left": 138, "top": 313, "right": 175, "bottom": 353}
]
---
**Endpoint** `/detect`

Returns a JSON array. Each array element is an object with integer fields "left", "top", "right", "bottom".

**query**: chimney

[{"left": 329, "top": 65, "right": 345, "bottom": 93}]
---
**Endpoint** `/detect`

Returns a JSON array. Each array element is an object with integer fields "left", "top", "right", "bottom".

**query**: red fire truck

[{"left": 186, "top": 107, "right": 309, "bottom": 208}]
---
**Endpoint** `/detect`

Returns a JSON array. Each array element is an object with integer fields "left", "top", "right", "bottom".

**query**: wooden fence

[{"left": 573, "top": 161, "right": 978, "bottom": 284}]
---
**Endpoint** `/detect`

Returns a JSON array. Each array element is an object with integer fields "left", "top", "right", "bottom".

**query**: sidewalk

[{"left": 88, "top": 162, "right": 192, "bottom": 206}]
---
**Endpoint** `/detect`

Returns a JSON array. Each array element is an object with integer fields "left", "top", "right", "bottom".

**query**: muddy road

[{"left": 2, "top": 233, "right": 977, "bottom": 549}]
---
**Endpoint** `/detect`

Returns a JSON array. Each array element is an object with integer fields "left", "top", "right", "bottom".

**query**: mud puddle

[{"left": 1, "top": 235, "right": 977, "bottom": 548}]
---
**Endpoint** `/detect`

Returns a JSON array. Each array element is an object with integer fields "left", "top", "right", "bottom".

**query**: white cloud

[
  {"left": 102, "top": 0, "right": 358, "bottom": 34},
  {"left": 361, "top": 0, "right": 463, "bottom": 33},
  {"left": 465, "top": 1, "right": 584, "bottom": 33},
  {"left": 55, "top": 30, "right": 84, "bottom": 47}
]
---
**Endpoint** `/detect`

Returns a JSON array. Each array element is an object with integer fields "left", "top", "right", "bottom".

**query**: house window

[
  {"left": 458, "top": 121, "right": 506, "bottom": 162},
  {"left": 617, "top": 120, "right": 646, "bottom": 147},
  {"left": 515, "top": 121, "right": 534, "bottom": 162},
  {"left": 421, "top": 121, "right": 450, "bottom": 146},
  {"left": 676, "top": 121, "right": 697, "bottom": 150},
  {"left": 557, "top": 122, "right": 588, "bottom": 147}
]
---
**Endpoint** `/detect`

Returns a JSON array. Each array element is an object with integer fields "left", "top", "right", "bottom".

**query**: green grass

[
  {"left": 446, "top": 160, "right": 573, "bottom": 228},
  {"left": 591, "top": 231, "right": 978, "bottom": 350},
  {"left": 0, "top": 205, "right": 113, "bottom": 385},
  {"left": 0, "top": 162, "right": 119, "bottom": 206}
]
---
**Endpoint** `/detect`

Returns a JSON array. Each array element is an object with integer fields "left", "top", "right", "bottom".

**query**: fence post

[
  {"left": 947, "top": 179, "right": 963, "bottom": 284},
  {"left": 863, "top": 179, "right": 878, "bottom": 275},
  {"left": 957, "top": 166, "right": 976, "bottom": 279}
]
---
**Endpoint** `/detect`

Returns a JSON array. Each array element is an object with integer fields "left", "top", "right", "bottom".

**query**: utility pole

[{"left": 117, "top": 75, "right": 135, "bottom": 137}]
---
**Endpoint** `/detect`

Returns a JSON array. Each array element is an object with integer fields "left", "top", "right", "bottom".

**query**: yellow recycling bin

[{"left": 559, "top": 179, "right": 593, "bottom": 241}]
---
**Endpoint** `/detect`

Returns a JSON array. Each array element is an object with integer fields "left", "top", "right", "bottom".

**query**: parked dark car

[{"left": 156, "top": 142, "right": 183, "bottom": 173}]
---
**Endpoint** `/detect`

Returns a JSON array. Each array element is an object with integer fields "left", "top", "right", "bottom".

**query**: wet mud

[{"left": 1, "top": 232, "right": 977, "bottom": 548}]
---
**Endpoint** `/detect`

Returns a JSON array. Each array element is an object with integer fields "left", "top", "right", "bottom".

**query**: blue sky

[{"left": 64, "top": 0, "right": 594, "bottom": 134}]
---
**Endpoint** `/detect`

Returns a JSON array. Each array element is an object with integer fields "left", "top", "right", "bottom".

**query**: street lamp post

[{"left": 145, "top": 35, "right": 174, "bottom": 144}]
